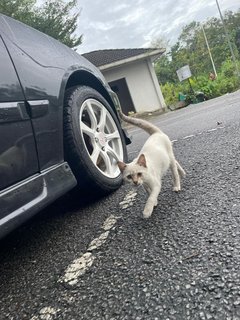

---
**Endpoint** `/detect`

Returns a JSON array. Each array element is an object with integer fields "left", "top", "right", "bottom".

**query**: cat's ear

[
  {"left": 137, "top": 154, "right": 147, "bottom": 167},
  {"left": 117, "top": 161, "right": 126, "bottom": 172}
]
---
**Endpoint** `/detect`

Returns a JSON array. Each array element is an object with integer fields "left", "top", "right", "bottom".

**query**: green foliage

[
  {"left": 0, "top": 0, "right": 35, "bottom": 23},
  {"left": 161, "top": 59, "right": 239, "bottom": 106},
  {"left": 154, "top": 9, "right": 240, "bottom": 86},
  {"left": 155, "top": 54, "right": 177, "bottom": 84},
  {"left": 31, "top": 0, "right": 82, "bottom": 48},
  {"left": 0, "top": 0, "right": 82, "bottom": 48},
  {"left": 155, "top": 9, "right": 240, "bottom": 106},
  {"left": 161, "top": 82, "right": 179, "bottom": 105},
  {"left": 221, "top": 59, "right": 236, "bottom": 78}
]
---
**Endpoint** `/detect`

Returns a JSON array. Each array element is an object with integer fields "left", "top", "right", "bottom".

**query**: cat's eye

[
  {"left": 127, "top": 175, "right": 132, "bottom": 179},
  {"left": 137, "top": 173, "right": 142, "bottom": 177}
]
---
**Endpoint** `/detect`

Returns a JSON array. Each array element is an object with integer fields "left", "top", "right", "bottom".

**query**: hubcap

[{"left": 96, "top": 131, "right": 107, "bottom": 148}]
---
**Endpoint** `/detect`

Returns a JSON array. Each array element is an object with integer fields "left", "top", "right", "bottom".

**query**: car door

[
  {"left": 0, "top": 36, "right": 39, "bottom": 191},
  {"left": 0, "top": 14, "right": 66, "bottom": 171}
]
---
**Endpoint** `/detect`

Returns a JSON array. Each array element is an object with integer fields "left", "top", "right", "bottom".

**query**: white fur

[{"left": 118, "top": 114, "right": 185, "bottom": 219}]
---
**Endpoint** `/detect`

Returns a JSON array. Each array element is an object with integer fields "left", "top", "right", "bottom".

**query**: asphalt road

[{"left": 1, "top": 91, "right": 240, "bottom": 320}]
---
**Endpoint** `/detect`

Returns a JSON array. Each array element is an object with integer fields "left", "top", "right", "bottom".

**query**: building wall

[{"left": 102, "top": 59, "right": 166, "bottom": 113}]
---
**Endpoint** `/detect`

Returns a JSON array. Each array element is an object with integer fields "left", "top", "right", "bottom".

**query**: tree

[
  {"left": 0, "top": 0, "right": 82, "bottom": 48},
  {"left": 0, "top": 0, "right": 35, "bottom": 21},
  {"left": 155, "top": 54, "right": 176, "bottom": 84},
  {"left": 236, "top": 29, "right": 240, "bottom": 53},
  {"left": 150, "top": 36, "right": 170, "bottom": 51},
  {"left": 150, "top": 37, "right": 175, "bottom": 84},
  {"left": 154, "top": 9, "right": 240, "bottom": 85}
]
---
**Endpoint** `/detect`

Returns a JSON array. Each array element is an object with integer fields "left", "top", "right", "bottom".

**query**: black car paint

[
  {"left": 0, "top": 14, "right": 129, "bottom": 238},
  {"left": 0, "top": 35, "right": 39, "bottom": 190}
]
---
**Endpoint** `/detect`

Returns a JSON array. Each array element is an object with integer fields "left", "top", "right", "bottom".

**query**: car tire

[{"left": 63, "top": 85, "right": 127, "bottom": 194}]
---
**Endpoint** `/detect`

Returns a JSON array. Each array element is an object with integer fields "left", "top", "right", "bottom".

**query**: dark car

[{"left": 0, "top": 14, "right": 130, "bottom": 238}]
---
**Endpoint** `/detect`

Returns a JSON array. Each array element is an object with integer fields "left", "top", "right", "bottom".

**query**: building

[{"left": 83, "top": 48, "right": 166, "bottom": 115}]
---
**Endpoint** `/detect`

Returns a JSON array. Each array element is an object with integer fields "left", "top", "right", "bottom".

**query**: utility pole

[
  {"left": 201, "top": 25, "right": 218, "bottom": 77},
  {"left": 215, "top": 0, "right": 240, "bottom": 79}
]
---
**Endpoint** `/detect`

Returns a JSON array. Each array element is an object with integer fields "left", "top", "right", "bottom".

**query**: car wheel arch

[{"left": 64, "top": 69, "right": 116, "bottom": 114}]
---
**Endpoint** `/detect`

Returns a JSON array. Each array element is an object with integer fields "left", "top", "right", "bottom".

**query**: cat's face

[
  {"left": 123, "top": 169, "right": 144, "bottom": 186},
  {"left": 117, "top": 154, "right": 147, "bottom": 186}
]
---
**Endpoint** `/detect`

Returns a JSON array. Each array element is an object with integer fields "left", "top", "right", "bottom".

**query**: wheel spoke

[
  {"left": 100, "top": 150, "right": 114, "bottom": 175},
  {"left": 98, "top": 107, "right": 107, "bottom": 131},
  {"left": 106, "top": 130, "right": 120, "bottom": 142},
  {"left": 105, "top": 145, "right": 120, "bottom": 162},
  {"left": 80, "top": 120, "right": 95, "bottom": 138},
  {"left": 90, "top": 144, "right": 101, "bottom": 165},
  {"left": 86, "top": 101, "right": 98, "bottom": 130}
]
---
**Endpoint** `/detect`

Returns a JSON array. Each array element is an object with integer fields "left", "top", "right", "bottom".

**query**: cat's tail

[{"left": 118, "top": 110, "right": 161, "bottom": 135}]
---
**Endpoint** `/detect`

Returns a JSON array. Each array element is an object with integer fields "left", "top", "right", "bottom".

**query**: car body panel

[
  {"left": 0, "top": 36, "right": 39, "bottom": 191},
  {"left": 0, "top": 13, "right": 130, "bottom": 238},
  {"left": 0, "top": 162, "right": 77, "bottom": 238}
]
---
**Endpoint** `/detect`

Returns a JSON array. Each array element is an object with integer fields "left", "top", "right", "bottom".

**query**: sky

[{"left": 76, "top": 0, "right": 240, "bottom": 54}]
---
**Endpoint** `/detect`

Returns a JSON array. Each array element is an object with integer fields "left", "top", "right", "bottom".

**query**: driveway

[{"left": 0, "top": 90, "right": 240, "bottom": 320}]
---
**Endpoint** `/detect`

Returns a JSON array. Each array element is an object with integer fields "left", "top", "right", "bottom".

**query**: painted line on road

[
  {"left": 102, "top": 214, "right": 119, "bottom": 230},
  {"left": 129, "top": 125, "right": 226, "bottom": 148},
  {"left": 182, "top": 134, "right": 195, "bottom": 140},
  {"left": 88, "top": 231, "right": 110, "bottom": 251},
  {"left": 60, "top": 191, "right": 138, "bottom": 286},
  {"left": 180, "top": 125, "right": 225, "bottom": 141},
  {"left": 207, "top": 128, "right": 217, "bottom": 132},
  {"left": 59, "top": 212, "right": 124, "bottom": 286},
  {"left": 119, "top": 190, "right": 138, "bottom": 209},
  {"left": 30, "top": 307, "right": 60, "bottom": 320},
  {"left": 31, "top": 191, "right": 139, "bottom": 319},
  {"left": 61, "top": 252, "right": 95, "bottom": 285}
]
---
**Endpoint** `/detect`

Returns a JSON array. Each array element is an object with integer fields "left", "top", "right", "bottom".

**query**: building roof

[{"left": 82, "top": 48, "right": 165, "bottom": 70}]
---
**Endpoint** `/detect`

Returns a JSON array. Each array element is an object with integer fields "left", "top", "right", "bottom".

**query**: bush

[
  {"left": 161, "top": 59, "right": 240, "bottom": 106},
  {"left": 160, "top": 82, "right": 180, "bottom": 106}
]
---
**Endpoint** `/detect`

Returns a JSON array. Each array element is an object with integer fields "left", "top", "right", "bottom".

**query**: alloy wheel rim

[{"left": 79, "top": 98, "right": 123, "bottom": 178}]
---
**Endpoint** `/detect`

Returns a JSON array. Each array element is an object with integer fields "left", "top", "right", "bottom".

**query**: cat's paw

[
  {"left": 173, "top": 186, "right": 181, "bottom": 192},
  {"left": 143, "top": 208, "right": 153, "bottom": 219},
  {"left": 154, "top": 201, "right": 158, "bottom": 207}
]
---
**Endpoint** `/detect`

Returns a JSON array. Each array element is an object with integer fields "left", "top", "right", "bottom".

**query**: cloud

[{"left": 77, "top": 0, "right": 240, "bottom": 53}]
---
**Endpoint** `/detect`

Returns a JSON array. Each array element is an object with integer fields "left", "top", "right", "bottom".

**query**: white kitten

[{"left": 117, "top": 112, "right": 185, "bottom": 219}]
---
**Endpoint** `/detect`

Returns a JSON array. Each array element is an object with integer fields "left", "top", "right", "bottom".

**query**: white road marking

[
  {"left": 33, "top": 214, "right": 123, "bottom": 318},
  {"left": 62, "top": 252, "right": 95, "bottom": 286},
  {"left": 181, "top": 126, "right": 225, "bottom": 141},
  {"left": 60, "top": 214, "right": 122, "bottom": 286},
  {"left": 30, "top": 307, "right": 60, "bottom": 320},
  {"left": 182, "top": 134, "right": 195, "bottom": 139},
  {"left": 102, "top": 214, "right": 119, "bottom": 231},
  {"left": 207, "top": 128, "right": 217, "bottom": 132},
  {"left": 87, "top": 231, "right": 110, "bottom": 251},
  {"left": 60, "top": 191, "right": 138, "bottom": 286},
  {"left": 119, "top": 190, "right": 138, "bottom": 209}
]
